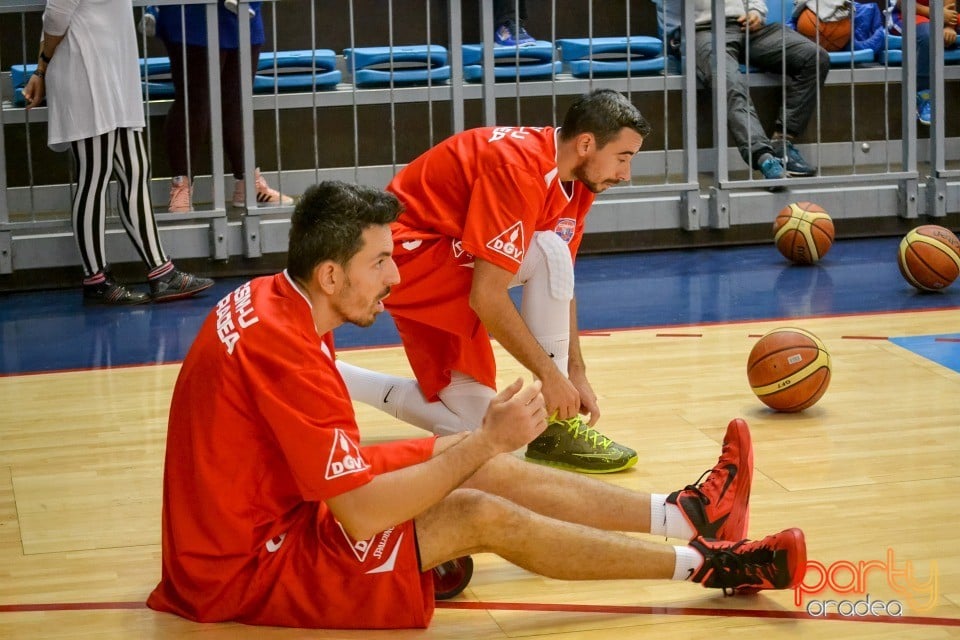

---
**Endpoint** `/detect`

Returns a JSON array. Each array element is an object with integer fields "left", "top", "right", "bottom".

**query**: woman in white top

[{"left": 22, "top": 0, "right": 213, "bottom": 304}]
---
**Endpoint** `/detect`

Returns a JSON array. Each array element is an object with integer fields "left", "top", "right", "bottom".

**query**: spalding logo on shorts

[{"left": 325, "top": 429, "right": 369, "bottom": 480}]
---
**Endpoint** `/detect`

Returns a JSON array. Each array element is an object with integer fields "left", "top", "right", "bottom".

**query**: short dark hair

[
  {"left": 559, "top": 89, "right": 652, "bottom": 148},
  {"left": 287, "top": 181, "right": 402, "bottom": 280}
]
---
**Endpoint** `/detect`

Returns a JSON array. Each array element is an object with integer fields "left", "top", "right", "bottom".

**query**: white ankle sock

[
  {"left": 649, "top": 493, "right": 696, "bottom": 540},
  {"left": 673, "top": 545, "right": 705, "bottom": 581}
]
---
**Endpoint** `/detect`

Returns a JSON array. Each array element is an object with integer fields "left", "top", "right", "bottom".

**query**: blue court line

[
  {"left": 2, "top": 237, "right": 959, "bottom": 375},
  {"left": 889, "top": 334, "right": 960, "bottom": 374}
]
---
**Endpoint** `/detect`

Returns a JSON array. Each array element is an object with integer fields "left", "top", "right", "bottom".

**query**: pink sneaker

[
  {"left": 232, "top": 169, "right": 294, "bottom": 208},
  {"left": 167, "top": 176, "right": 192, "bottom": 213}
]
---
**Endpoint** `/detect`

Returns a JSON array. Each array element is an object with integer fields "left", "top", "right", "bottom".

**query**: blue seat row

[{"left": 7, "top": 39, "right": 671, "bottom": 106}]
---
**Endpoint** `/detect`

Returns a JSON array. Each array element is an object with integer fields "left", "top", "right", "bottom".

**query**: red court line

[
  {"left": 842, "top": 335, "right": 890, "bottom": 340},
  {"left": 3, "top": 600, "right": 958, "bottom": 628},
  {"left": 656, "top": 333, "right": 703, "bottom": 338},
  {"left": 0, "top": 601, "right": 144, "bottom": 612},
  {"left": 437, "top": 601, "right": 960, "bottom": 627},
  {"left": 935, "top": 337, "right": 960, "bottom": 343}
]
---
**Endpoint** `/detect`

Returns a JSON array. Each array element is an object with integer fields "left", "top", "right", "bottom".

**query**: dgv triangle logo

[
  {"left": 486, "top": 221, "right": 525, "bottom": 264},
  {"left": 325, "top": 429, "right": 369, "bottom": 480}
]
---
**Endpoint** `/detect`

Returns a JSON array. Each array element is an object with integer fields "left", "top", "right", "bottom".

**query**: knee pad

[{"left": 513, "top": 230, "right": 574, "bottom": 301}]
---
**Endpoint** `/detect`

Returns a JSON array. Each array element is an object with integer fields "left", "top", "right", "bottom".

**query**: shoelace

[
  {"left": 557, "top": 417, "right": 613, "bottom": 450},
  {"left": 706, "top": 541, "right": 777, "bottom": 594},
  {"left": 679, "top": 469, "right": 714, "bottom": 505}
]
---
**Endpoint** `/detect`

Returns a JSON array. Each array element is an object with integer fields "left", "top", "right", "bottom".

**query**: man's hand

[
  {"left": 568, "top": 367, "right": 600, "bottom": 426},
  {"left": 23, "top": 74, "right": 45, "bottom": 109},
  {"left": 539, "top": 366, "right": 580, "bottom": 421},
  {"left": 478, "top": 378, "right": 547, "bottom": 452},
  {"left": 946, "top": 27, "right": 957, "bottom": 47},
  {"left": 738, "top": 10, "right": 764, "bottom": 32},
  {"left": 945, "top": 4, "right": 958, "bottom": 27}
]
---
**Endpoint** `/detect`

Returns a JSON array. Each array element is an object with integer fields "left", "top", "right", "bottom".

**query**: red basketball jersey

[{"left": 388, "top": 126, "right": 595, "bottom": 274}]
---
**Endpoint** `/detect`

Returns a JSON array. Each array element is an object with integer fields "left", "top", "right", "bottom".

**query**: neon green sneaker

[{"left": 524, "top": 416, "right": 638, "bottom": 473}]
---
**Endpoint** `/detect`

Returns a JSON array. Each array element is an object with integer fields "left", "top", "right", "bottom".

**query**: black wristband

[
  {"left": 39, "top": 51, "right": 51, "bottom": 65},
  {"left": 33, "top": 68, "right": 45, "bottom": 79}
]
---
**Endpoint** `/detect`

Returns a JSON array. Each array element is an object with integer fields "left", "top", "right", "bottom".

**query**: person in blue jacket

[{"left": 156, "top": 3, "right": 294, "bottom": 212}]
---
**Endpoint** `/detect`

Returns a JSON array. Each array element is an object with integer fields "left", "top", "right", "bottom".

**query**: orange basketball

[
  {"left": 796, "top": 8, "right": 852, "bottom": 52},
  {"left": 747, "top": 328, "right": 831, "bottom": 412},
  {"left": 774, "top": 202, "right": 835, "bottom": 265},
  {"left": 896, "top": 225, "right": 960, "bottom": 292}
]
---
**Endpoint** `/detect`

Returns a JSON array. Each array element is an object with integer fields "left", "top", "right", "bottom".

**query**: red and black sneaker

[
  {"left": 666, "top": 418, "right": 753, "bottom": 541},
  {"left": 689, "top": 528, "right": 807, "bottom": 593},
  {"left": 433, "top": 556, "right": 474, "bottom": 600}
]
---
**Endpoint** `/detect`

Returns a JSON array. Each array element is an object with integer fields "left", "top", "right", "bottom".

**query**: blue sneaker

[
  {"left": 494, "top": 20, "right": 535, "bottom": 47},
  {"left": 759, "top": 155, "right": 786, "bottom": 180},
  {"left": 917, "top": 90, "right": 932, "bottom": 126},
  {"left": 772, "top": 139, "right": 816, "bottom": 177}
]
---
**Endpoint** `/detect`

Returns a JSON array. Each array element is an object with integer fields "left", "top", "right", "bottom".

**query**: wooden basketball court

[{"left": 2, "top": 308, "right": 958, "bottom": 638}]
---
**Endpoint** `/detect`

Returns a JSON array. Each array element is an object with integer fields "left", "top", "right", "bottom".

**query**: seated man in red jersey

[
  {"left": 147, "top": 180, "right": 806, "bottom": 630},
  {"left": 337, "top": 89, "right": 651, "bottom": 474}
]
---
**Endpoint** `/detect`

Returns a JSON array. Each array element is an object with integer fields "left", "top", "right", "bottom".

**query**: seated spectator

[
  {"left": 887, "top": 0, "right": 958, "bottom": 125},
  {"left": 793, "top": 0, "right": 887, "bottom": 56},
  {"left": 652, "top": 0, "right": 830, "bottom": 180},
  {"left": 494, "top": 0, "right": 536, "bottom": 46}
]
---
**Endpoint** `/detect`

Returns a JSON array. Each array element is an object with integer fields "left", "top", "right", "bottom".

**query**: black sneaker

[
  {"left": 83, "top": 278, "right": 150, "bottom": 306},
  {"left": 433, "top": 556, "right": 474, "bottom": 600},
  {"left": 525, "top": 416, "right": 638, "bottom": 473},
  {"left": 149, "top": 269, "right": 214, "bottom": 302},
  {"left": 772, "top": 139, "right": 817, "bottom": 177},
  {"left": 690, "top": 528, "right": 807, "bottom": 594}
]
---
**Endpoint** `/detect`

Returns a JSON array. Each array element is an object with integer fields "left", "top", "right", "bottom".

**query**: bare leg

[
  {"left": 415, "top": 488, "right": 672, "bottom": 578},
  {"left": 462, "top": 452, "right": 652, "bottom": 532}
]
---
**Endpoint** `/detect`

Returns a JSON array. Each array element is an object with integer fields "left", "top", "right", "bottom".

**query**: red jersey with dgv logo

[
  {"left": 388, "top": 126, "right": 594, "bottom": 273},
  {"left": 148, "top": 272, "right": 436, "bottom": 629}
]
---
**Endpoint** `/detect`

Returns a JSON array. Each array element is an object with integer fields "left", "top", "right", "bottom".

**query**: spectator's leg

[
  {"left": 748, "top": 24, "right": 829, "bottom": 139},
  {"left": 493, "top": 0, "right": 527, "bottom": 25},
  {"left": 163, "top": 41, "right": 212, "bottom": 179},
  {"left": 916, "top": 21, "right": 931, "bottom": 93},
  {"left": 219, "top": 45, "right": 258, "bottom": 179},
  {"left": 111, "top": 128, "right": 169, "bottom": 270},
  {"left": 695, "top": 26, "right": 774, "bottom": 168},
  {"left": 70, "top": 133, "right": 115, "bottom": 278}
]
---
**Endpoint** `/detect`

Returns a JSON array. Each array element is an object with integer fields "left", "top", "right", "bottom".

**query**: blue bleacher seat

[
  {"left": 254, "top": 49, "right": 341, "bottom": 91},
  {"left": 461, "top": 41, "right": 554, "bottom": 66},
  {"left": 9, "top": 49, "right": 341, "bottom": 108},
  {"left": 879, "top": 41, "right": 960, "bottom": 66},
  {"left": 462, "top": 40, "right": 559, "bottom": 82},
  {"left": 826, "top": 48, "right": 877, "bottom": 66},
  {"left": 344, "top": 45, "right": 451, "bottom": 87},
  {"left": 556, "top": 37, "right": 665, "bottom": 78},
  {"left": 876, "top": 35, "right": 902, "bottom": 65}
]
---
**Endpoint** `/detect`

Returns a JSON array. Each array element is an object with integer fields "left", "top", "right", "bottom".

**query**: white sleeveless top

[{"left": 42, "top": 0, "right": 145, "bottom": 151}]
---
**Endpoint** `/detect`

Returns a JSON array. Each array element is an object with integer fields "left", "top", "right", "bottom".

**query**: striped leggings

[{"left": 70, "top": 128, "right": 168, "bottom": 277}]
